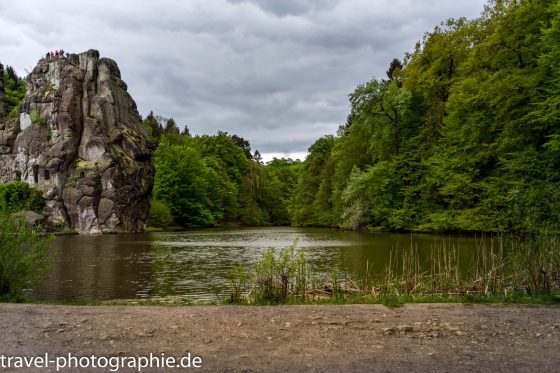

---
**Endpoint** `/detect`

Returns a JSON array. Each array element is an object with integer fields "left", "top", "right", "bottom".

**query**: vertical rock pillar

[
  {"left": 0, "top": 50, "right": 154, "bottom": 233},
  {"left": 0, "top": 63, "right": 5, "bottom": 118}
]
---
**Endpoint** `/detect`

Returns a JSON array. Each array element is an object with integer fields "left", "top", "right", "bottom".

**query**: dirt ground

[{"left": 1, "top": 303, "right": 559, "bottom": 372}]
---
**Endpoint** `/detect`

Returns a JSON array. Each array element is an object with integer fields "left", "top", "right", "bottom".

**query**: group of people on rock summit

[{"left": 46, "top": 49, "right": 68, "bottom": 59}]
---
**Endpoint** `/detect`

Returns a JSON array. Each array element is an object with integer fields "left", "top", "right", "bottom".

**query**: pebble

[
  {"left": 382, "top": 327, "right": 396, "bottom": 335},
  {"left": 398, "top": 325, "right": 413, "bottom": 333}
]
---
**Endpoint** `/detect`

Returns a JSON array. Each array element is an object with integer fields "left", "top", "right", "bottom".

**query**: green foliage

[
  {"left": 0, "top": 181, "right": 45, "bottom": 213},
  {"left": 238, "top": 161, "right": 268, "bottom": 225},
  {"left": 262, "top": 158, "right": 301, "bottom": 225},
  {"left": 290, "top": 135, "right": 336, "bottom": 226},
  {"left": 230, "top": 134, "right": 253, "bottom": 160},
  {"left": 340, "top": 162, "right": 402, "bottom": 230},
  {"left": 0, "top": 211, "right": 54, "bottom": 298},
  {"left": 190, "top": 132, "right": 250, "bottom": 185},
  {"left": 152, "top": 139, "right": 219, "bottom": 226},
  {"left": 142, "top": 111, "right": 164, "bottom": 145},
  {"left": 29, "top": 109, "right": 44, "bottom": 125},
  {"left": 386, "top": 58, "right": 403, "bottom": 81},
  {"left": 226, "top": 264, "right": 251, "bottom": 303},
  {"left": 3, "top": 67, "right": 26, "bottom": 119},
  {"left": 250, "top": 239, "right": 310, "bottom": 304},
  {"left": 288, "top": 0, "right": 560, "bottom": 234},
  {"left": 148, "top": 200, "right": 174, "bottom": 228},
  {"left": 150, "top": 116, "right": 301, "bottom": 228}
]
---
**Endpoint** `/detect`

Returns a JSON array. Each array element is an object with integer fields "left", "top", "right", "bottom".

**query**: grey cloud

[{"left": 227, "top": 0, "right": 337, "bottom": 17}]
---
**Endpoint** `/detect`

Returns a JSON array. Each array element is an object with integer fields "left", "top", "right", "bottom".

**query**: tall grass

[
  {"left": 381, "top": 238, "right": 507, "bottom": 298},
  {"left": 227, "top": 233, "right": 560, "bottom": 305},
  {"left": 507, "top": 230, "right": 560, "bottom": 296}
]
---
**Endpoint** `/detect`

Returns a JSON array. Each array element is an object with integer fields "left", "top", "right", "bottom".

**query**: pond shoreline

[{"left": 2, "top": 303, "right": 559, "bottom": 372}]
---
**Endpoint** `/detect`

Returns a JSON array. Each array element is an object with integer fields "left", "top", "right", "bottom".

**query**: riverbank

[{"left": 2, "top": 303, "right": 559, "bottom": 372}]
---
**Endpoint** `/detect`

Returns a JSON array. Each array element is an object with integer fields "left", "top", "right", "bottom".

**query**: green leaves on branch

[{"left": 0, "top": 181, "right": 45, "bottom": 213}]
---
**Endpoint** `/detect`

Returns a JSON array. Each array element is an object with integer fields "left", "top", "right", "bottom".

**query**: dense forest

[
  {"left": 143, "top": 112, "right": 302, "bottom": 228},
  {"left": 149, "top": 0, "right": 560, "bottom": 234}
]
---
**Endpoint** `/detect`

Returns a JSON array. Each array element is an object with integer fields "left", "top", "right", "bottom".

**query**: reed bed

[{"left": 226, "top": 232, "right": 560, "bottom": 305}]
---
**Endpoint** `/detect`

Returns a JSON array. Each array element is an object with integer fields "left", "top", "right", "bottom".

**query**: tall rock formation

[
  {"left": 0, "top": 62, "right": 5, "bottom": 118},
  {"left": 0, "top": 50, "right": 154, "bottom": 234}
]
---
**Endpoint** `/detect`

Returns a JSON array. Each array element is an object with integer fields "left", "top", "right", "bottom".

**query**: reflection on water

[{"left": 32, "top": 227, "right": 485, "bottom": 302}]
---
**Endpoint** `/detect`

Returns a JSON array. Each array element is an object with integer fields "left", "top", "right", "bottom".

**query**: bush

[
  {"left": 0, "top": 211, "right": 54, "bottom": 298},
  {"left": 0, "top": 181, "right": 44, "bottom": 213},
  {"left": 148, "top": 199, "right": 174, "bottom": 227},
  {"left": 252, "top": 239, "right": 309, "bottom": 303}
]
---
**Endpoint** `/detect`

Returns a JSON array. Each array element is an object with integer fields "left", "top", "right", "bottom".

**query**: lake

[{"left": 32, "top": 227, "right": 485, "bottom": 302}]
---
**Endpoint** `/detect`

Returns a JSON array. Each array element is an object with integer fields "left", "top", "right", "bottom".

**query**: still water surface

[{"left": 33, "top": 227, "right": 483, "bottom": 302}]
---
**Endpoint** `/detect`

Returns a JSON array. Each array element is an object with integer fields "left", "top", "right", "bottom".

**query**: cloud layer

[{"left": 0, "top": 0, "right": 486, "bottom": 160}]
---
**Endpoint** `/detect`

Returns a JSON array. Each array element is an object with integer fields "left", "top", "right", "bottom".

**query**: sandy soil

[{"left": 1, "top": 303, "right": 560, "bottom": 372}]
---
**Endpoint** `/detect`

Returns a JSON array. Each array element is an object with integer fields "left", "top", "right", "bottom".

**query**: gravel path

[{"left": 1, "top": 303, "right": 559, "bottom": 372}]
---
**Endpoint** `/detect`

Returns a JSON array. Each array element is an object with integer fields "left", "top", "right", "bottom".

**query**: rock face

[
  {"left": 0, "top": 50, "right": 154, "bottom": 234},
  {"left": 0, "top": 63, "right": 5, "bottom": 117}
]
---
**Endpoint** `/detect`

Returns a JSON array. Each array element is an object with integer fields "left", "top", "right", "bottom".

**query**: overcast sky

[{"left": 0, "top": 0, "right": 486, "bottom": 161}]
